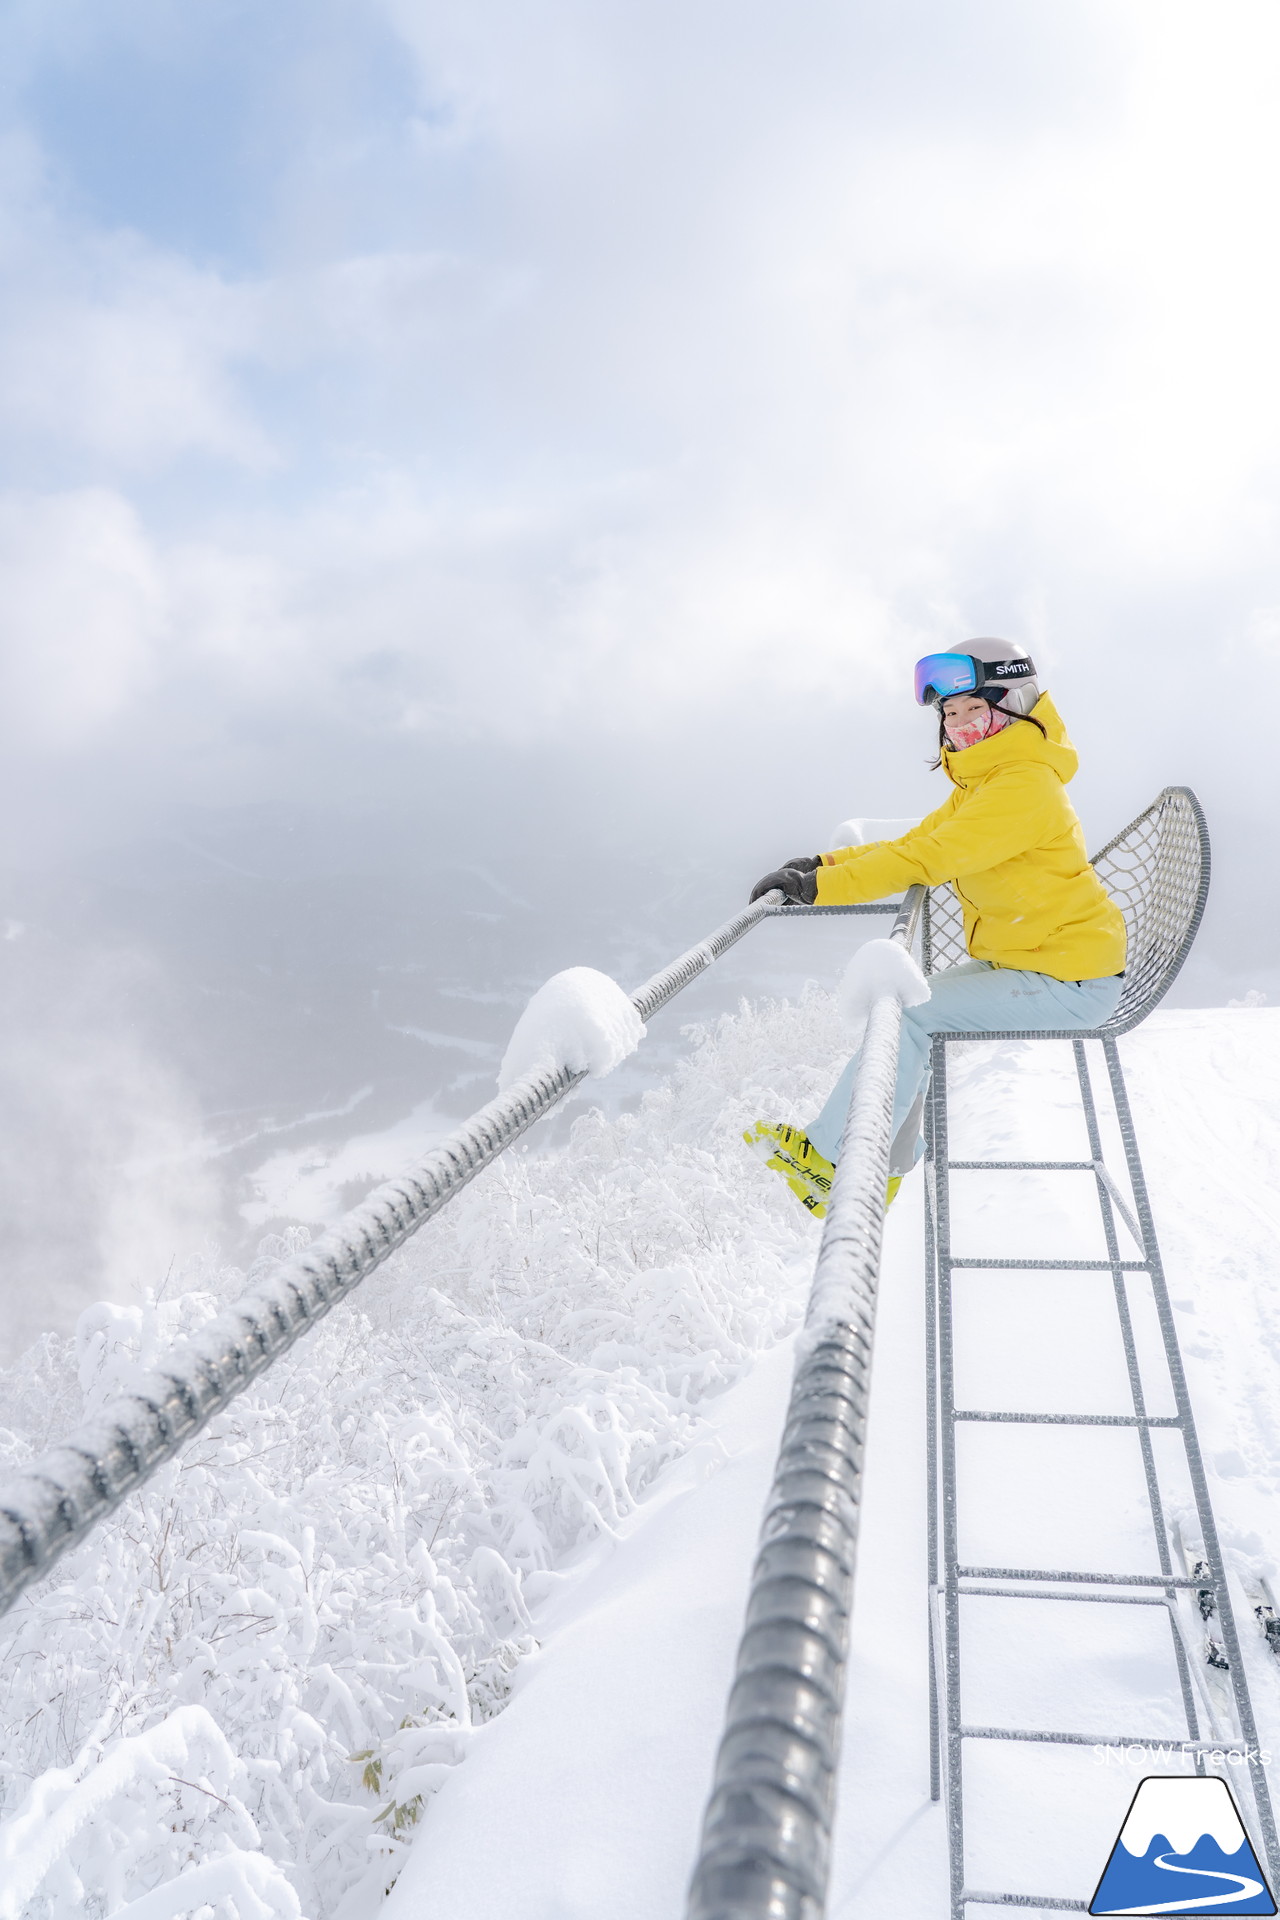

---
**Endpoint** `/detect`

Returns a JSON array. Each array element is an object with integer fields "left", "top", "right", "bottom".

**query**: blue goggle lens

[{"left": 914, "top": 652, "right": 978, "bottom": 707}]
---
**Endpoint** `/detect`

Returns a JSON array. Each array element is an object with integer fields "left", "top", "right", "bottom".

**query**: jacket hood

[{"left": 941, "top": 692, "right": 1077, "bottom": 789}]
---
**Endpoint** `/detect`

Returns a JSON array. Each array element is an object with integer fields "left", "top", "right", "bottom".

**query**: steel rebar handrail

[
  {"left": 0, "top": 894, "right": 898, "bottom": 1621},
  {"left": 685, "top": 884, "right": 926, "bottom": 1920}
]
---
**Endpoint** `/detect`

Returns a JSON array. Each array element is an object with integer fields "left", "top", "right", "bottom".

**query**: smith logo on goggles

[{"left": 913, "top": 652, "right": 1037, "bottom": 707}]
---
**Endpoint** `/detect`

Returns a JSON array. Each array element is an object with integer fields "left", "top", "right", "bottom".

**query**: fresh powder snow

[
  {"left": 829, "top": 816, "right": 920, "bottom": 849},
  {"left": 1, "top": 989, "right": 1279, "bottom": 1916},
  {"left": 836, "top": 936, "right": 932, "bottom": 1035},
  {"left": 498, "top": 967, "right": 646, "bottom": 1090}
]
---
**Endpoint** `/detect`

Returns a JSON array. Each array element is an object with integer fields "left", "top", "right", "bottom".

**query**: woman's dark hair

[{"left": 929, "top": 695, "right": 1047, "bottom": 770}]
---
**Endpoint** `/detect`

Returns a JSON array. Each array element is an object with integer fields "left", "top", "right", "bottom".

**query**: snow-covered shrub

[{"left": 0, "top": 986, "right": 847, "bottom": 1917}]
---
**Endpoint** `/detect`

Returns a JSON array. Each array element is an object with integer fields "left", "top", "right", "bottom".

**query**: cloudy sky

[{"left": 0, "top": 0, "right": 1276, "bottom": 1350}]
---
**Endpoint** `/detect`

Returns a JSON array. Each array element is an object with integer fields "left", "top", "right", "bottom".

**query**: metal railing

[
  {"left": 0, "top": 895, "right": 901, "bottom": 1621},
  {"left": 926, "top": 1029, "right": 1280, "bottom": 1912},
  {"left": 685, "top": 885, "right": 927, "bottom": 1920}
]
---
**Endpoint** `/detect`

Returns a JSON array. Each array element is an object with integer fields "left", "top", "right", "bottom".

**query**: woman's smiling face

[
  {"left": 940, "top": 691, "right": 1012, "bottom": 752},
  {"left": 940, "top": 692, "right": 990, "bottom": 728}
]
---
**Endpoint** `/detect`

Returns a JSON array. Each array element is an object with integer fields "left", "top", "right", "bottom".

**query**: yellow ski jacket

[{"left": 813, "top": 694, "right": 1127, "bottom": 981}]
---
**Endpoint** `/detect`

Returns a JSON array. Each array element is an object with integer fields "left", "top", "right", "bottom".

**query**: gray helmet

[
  {"left": 960, "top": 636, "right": 1040, "bottom": 716},
  {"left": 915, "top": 637, "right": 1041, "bottom": 716}
]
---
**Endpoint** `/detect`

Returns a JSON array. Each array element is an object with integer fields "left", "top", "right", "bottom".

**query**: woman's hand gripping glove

[{"left": 749, "top": 865, "right": 819, "bottom": 905}]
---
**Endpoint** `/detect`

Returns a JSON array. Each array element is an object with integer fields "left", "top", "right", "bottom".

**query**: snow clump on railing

[
  {"left": 836, "top": 937, "right": 931, "bottom": 1042},
  {"left": 498, "top": 966, "right": 645, "bottom": 1089}
]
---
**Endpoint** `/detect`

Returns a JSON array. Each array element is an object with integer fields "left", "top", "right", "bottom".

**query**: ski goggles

[{"left": 913, "top": 651, "right": 1037, "bottom": 707}]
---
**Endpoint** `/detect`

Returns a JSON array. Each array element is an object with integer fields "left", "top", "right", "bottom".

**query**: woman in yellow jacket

[{"left": 745, "top": 638, "right": 1127, "bottom": 1217}]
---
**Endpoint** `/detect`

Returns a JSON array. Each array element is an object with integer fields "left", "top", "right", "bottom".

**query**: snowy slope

[
  {"left": 384, "top": 1007, "right": 1280, "bottom": 1919},
  {"left": 382, "top": 1340, "right": 802, "bottom": 1920},
  {"left": 1, "top": 1000, "right": 1278, "bottom": 1917},
  {"left": 380, "top": 1192, "right": 942, "bottom": 1920}
]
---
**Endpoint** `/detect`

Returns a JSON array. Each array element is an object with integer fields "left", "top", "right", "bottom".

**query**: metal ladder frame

[{"left": 924, "top": 1026, "right": 1280, "bottom": 1914}]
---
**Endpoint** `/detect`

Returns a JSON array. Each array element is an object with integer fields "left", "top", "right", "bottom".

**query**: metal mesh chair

[{"left": 920, "top": 785, "right": 1210, "bottom": 1028}]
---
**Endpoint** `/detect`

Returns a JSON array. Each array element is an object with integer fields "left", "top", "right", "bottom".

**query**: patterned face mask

[{"left": 944, "top": 702, "right": 1012, "bottom": 752}]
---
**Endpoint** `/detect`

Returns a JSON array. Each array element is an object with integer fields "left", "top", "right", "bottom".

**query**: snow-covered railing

[
  {"left": 685, "top": 884, "right": 927, "bottom": 1920},
  {"left": 0, "top": 893, "right": 903, "bottom": 1622}
]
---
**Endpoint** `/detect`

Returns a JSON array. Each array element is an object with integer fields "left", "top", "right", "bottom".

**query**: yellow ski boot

[
  {"left": 743, "top": 1121, "right": 835, "bottom": 1218},
  {"left": 743, "top": 1121, "right": 905, "bottom": 1220}
]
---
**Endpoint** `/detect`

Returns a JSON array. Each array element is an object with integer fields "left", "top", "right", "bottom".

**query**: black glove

[
  {"left": 750, "top": 866, "right": 818, "bottom": 905},
  {"left": 780, "top": 854, "right": 822, "bottom": 873}
]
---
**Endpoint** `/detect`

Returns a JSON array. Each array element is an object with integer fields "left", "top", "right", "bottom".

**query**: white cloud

[
  {"left": 0, "top": 935, "right": 219, "bottom": 1365},
  {"left": 0, "top": 258, "right": 270, "bottom": 470},
  {"left": 0, "top": 488, "right": 166, "bottom": 747},
  {"left": 0, "top": 137, "right": 271, "bottom": 470},
  {"left": 0, "top": 0, "right": 1278, "bottom": 789}
]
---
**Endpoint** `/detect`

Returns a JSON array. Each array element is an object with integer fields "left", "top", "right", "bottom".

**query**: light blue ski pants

[{"left": 806, "top": 960, "right": 1124, "bottom": 1175}]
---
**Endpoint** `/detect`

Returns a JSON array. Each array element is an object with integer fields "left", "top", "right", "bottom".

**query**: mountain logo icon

[{"left": 1090, "top": 1776, "right": 1275, "bottom": 1915}]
